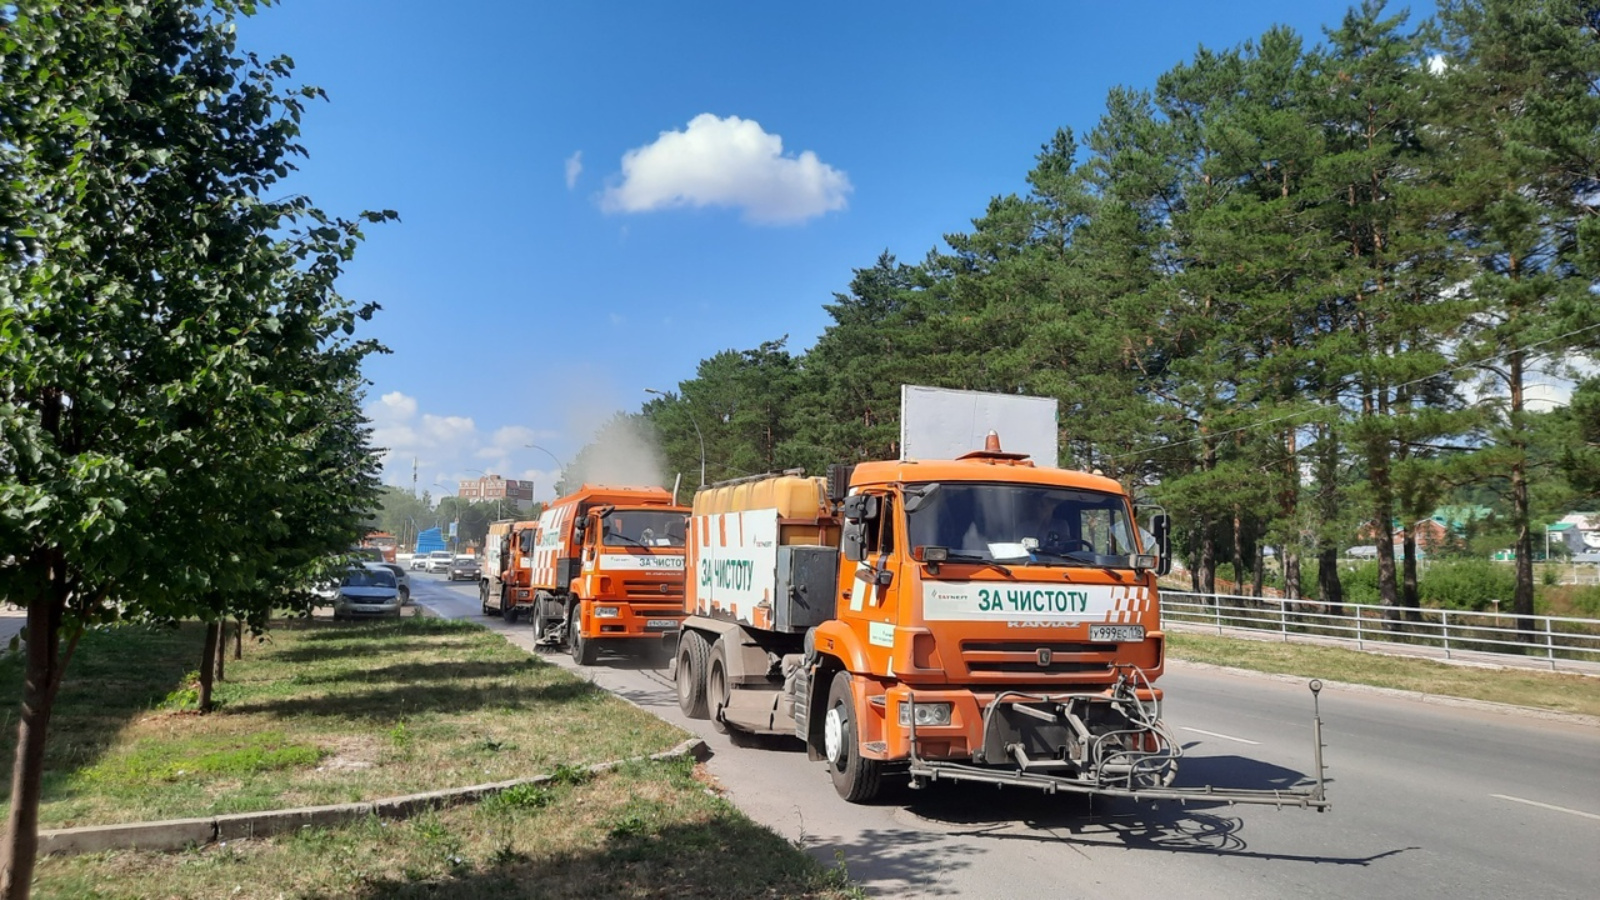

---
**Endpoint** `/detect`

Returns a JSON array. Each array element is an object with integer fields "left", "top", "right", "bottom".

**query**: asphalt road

[{"left": 409, "top": 573, "right": 1600, "bottom": 899}]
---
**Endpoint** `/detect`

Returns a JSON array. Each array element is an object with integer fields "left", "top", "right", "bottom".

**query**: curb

[{"left": 38, "top": 737, "right": 711, "bottom": 857}]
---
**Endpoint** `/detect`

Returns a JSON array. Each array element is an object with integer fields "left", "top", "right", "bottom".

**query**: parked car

[
  {"left": 332, "top": 564, "right": 402, "bottom": 620},
  {"left": 377, "top": 562, "right": 412, "bottom": 604},
  {"left": 448, "top": 555, "right": 481, "bottom": 582},
  {"left": 426, "top": 550, "right": 454, "bottom": 573}
]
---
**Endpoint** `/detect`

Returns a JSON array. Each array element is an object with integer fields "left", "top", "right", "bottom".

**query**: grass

[
  {"left": 1, "top": 616, "right": 685, "bottom": 828},
  {"left": 33, "top": 756, "right": 863, "bottom": 900},
  {"left": 1167, "top": 630, "right": 1600, "bottom": 718},
  {"left": 2, "top": 616, "right": 860, "bottom": 899}
]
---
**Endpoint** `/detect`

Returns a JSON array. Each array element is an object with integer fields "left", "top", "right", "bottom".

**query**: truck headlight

[
  {"left": 593, "top": 606, "right": 620, "bottom": 618},
  {"left": 898, "top": 701, "right": 952, "bottom": 727}
]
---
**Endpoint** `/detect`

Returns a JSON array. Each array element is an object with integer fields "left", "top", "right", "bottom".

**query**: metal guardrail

[{"left": 1162, "top": 591, "right": 1600, "bottom": 674}]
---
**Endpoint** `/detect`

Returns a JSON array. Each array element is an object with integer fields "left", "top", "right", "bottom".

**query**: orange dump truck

[
  {"left": 481, "top": 518, "right": 539, "bottom": 617},
  {"left": 491, "top": 485, "right": 689, "bottom": 664},
  {"left": 674, "top": 437, "right": 1329, "bottom": 808}
]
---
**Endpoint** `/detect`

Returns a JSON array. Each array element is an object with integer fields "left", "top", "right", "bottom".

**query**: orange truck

[
  {"left": 480, "top": 518, "right": 539, "bottom": 617},
  {"left": 484, "top": 485, "right": 690, "bottom": 664},
  {"left": 674, "top": 387, "right": 1329, "bottom": 808}
]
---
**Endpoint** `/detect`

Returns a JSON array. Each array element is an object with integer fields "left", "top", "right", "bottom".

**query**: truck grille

[
  {"left": 621, "top": 580, "right": 682, "bottom": 599},
  {"left": 959, "top": 641, "right": 1116, "bottom": 677}
]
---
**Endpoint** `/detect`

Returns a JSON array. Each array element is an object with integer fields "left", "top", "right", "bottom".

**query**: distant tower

[{"left": 411, "top": 456, "right": 418, "bottom": 497}]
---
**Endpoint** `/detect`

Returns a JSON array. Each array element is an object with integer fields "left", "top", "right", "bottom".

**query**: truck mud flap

[{"left": 717, "top": 689, "right": 796, "bottom": 735}]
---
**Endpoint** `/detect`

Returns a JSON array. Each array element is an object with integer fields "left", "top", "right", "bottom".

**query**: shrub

[{"left": 1418, "top": 558, "right": 1516, "bottom": 612}]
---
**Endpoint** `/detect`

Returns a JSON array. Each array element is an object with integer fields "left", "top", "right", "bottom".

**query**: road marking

[
  {"left": 1179, "top": 727, "right": 1260, "bottom": 745},
  {"left": 1491, "top": 794, "right": 1600, "bottom": 822}
]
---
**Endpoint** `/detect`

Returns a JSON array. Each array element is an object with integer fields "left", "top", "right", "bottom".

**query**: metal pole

[{"left": 1442, "top": 609, "right": 1451, "bottom": 659}]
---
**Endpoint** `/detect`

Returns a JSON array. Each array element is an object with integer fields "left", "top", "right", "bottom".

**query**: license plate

[
  {"left": 646, "top": 619, "right": 679, "bottom": 630},
  {"left": 1089, "top": 624, "right": 1145, "bottom": 643}
]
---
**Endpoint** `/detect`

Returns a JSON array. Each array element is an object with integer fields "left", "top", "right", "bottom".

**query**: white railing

[{"left": 1161, "top": 591, "right": 1600, "bottom": 674}]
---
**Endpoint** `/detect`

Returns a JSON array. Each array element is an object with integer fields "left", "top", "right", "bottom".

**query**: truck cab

[{"left": 517, "top": 485, "right": 689, "bottom": 665}]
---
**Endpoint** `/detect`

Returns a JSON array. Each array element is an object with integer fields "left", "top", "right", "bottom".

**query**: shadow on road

[{"left": 890, "top": 777, "right": 1407, "bottom": 867}]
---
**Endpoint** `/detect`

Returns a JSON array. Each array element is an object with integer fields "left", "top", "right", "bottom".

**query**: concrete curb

[{"left": 38, "top": 737, "right": 710, "bottom": 857}]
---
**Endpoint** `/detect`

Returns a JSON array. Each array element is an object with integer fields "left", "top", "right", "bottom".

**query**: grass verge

[
  {"left": 1168, "top": 630, "right": 1600, "bottom": 718},
  {"left": 33, "top": 756, "right": 861, "bottom": 899},
  {"left": 0, "top": 616, "right": 862, "bottom": 898}
]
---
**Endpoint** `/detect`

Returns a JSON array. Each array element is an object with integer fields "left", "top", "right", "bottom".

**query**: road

[{"left": 408, "top": 572, "right": 1600, "bottom": 899}]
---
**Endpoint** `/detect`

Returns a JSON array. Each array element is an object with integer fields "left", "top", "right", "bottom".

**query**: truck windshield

[
  {"left": 602, "top": 510, "right": 687, "bottom": 548},
  {"left": 903, "top": 482, "right": 1137, "bottom": 565}
]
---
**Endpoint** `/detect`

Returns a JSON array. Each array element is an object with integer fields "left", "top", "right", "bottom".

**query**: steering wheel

[{"left": 1049, "top": 537, "right": 1094, "bottom": 554}]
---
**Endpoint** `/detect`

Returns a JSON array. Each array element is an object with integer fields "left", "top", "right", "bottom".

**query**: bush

[{"left": 1418, "top": 558, "right": 1516, "bottom": 612}]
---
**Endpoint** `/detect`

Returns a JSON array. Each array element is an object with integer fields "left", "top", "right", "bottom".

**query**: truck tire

[
  {"left": 480, "top": 581, "right": 498, "bottom": 617},
  {"left": 824, "top": 670, "right": 884, "bottom": 803},
  {"left": 503, "top": 589, "right": 518, "bottom": 625},
  {"left": 676, "top": 631, "right": 711, "bottom": 719},
  {"left": 531, "top": 605, "right": 551, "bottom": 648},
  {"left": 707, "top": 638, "right": 732, "bottom": 734},
  {"left": 568, "top": 605, "right": 598, "bottom": 665}
]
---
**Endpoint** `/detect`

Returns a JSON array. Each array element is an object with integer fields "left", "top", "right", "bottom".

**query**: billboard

[{"left": 899, "top": 385, "right": 1058, "bottom": 466}]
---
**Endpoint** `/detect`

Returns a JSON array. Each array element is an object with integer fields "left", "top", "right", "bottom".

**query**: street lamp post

[
  {"left": 524, "top": 444, "right": 568, "bottom": 501},
  {"left": 644, "top": 388, "right": 705, "bottom": 487}
]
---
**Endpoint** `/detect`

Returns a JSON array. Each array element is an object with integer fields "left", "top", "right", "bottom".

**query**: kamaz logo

[{"left": 1037, "top": 648, "right": 1053, "bottom": 667}]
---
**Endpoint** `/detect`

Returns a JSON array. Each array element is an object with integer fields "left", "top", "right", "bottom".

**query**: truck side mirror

[{"left": 842, "top": 494, "right": 879, "bottom": 522}]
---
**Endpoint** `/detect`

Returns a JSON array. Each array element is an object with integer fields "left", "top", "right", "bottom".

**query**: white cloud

[
  {"left": 565, "top": 151, "right": 583, "bottom": 190},
  {"left": 600, "top": 114, "right": 851, "bottom": 225},
  {"left": 376, "top": 391, "right": 417, "bottom": 420},
  {"left": 362, "top": 392, "right": 573, "bottom": 501},
  {"left": 608, "top": 312, "right": 626, "bottom": 326}
]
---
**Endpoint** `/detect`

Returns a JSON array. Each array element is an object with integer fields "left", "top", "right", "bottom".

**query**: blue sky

[{"left": 239, "top": 0, "right": 1440, "bottom": 501}]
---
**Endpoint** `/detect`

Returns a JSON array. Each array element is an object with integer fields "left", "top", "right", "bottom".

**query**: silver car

[
  {"left": 377, "top": 562, "right": 412, "bottom": 604},
  {"left": 332, "top": 564, "right": 402, "bottom": 620}
]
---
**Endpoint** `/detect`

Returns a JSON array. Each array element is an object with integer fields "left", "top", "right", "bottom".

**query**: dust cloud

[{"left": 563, "top": 414, "right": 667, "bottom": 492}]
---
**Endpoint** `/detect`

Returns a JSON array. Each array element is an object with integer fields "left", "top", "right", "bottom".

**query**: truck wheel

[
  {"left": 676, "top": 631, "right": 710, "bottom": 719},
  {"left": 824, "top": 670, "right": 884, "bottom": 803},
  {"left": 707, "top": 638, "right": 732, "bottom": 734},
  {"left": 531, "top": 607, "right": 550, "bottom": 647},
  {"left": 569, "top": 606, "right": 598, "bottom": 665}
]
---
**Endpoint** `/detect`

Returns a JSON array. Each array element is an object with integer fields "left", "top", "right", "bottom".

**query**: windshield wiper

[
  {"left": 1026, "top": 548, "right": 1095, "bottom": 566},
  {"left": 941, "top": 553, "right": 1015, "bottom": 578}
]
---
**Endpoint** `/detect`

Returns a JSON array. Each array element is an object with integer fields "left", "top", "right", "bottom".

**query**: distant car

[
  {"left": 448, "top": 555, "right": 481, "bottom": 582},
  {"left": 332, "top": 563, "right": 402, "bottom": 620},
  {"left": 426, "top": 550, "right": 454, "bottom": 573},
  {"left": 377, "top": 562, "right": 412, "bottom": 604},
  {"left": 410, "top": 553, "right": 430, "bottom": 570}
]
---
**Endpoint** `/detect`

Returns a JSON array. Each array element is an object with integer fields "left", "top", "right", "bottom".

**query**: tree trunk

[
  {"left": 1285, "top": 547, "right": 1301, "bottom": 602},
  {"left": 1, "top": 556, "right": 67, "bottom": 900},
  {"left": 1198, "top": 520, "right": 1217, "bottom": 596},
  {"left": 1508, "top": 348, "right": 1536, "bottom": 637},
  {"left": 234, "top": 621, "right": 242, "bottom": 660},
  {"left": 1231, "top": 507, "right": 1247, "bottom": 596},
  {"left": 1401, "top": 526, "right": 1420, "bottom": 615},
  {"left": 199, "top": 622, "right": 219, "bottom": 714},
  {"left": 1318, "top": 546, "right": 1345, "bottom": 615},
  {"left": 214, "top": 624, "right": 226, "bottom": 683},
  {"left": 1252, "top": 543, "right": 1265, "bottom": 598}
]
